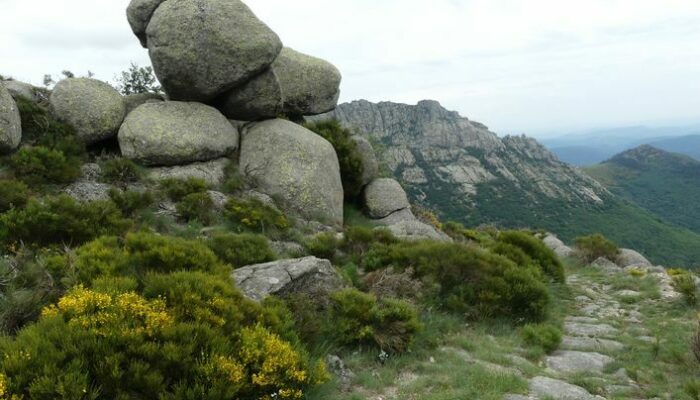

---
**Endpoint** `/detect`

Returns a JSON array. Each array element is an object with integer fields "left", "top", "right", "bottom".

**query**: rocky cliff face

[{"left": 314, "top": 99, "right": 607, "bottom": 225}]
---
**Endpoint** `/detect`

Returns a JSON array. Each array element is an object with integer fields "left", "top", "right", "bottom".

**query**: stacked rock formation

[{"left": 110, "top": 0, "right": 345, "bottom": 225}]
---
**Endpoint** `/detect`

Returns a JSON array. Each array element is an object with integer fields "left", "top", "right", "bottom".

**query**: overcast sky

[{"left": 2, "top": 0, "right": 700, "bottom": 137}]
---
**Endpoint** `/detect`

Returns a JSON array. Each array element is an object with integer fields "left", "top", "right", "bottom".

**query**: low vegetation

[{"left": 574, "top": 233, "right": 620, "bottom": 263}]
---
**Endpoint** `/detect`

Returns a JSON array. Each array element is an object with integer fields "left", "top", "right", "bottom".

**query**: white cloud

[{"left": 1, "top": 0, "right": 699, "bottom": 135}]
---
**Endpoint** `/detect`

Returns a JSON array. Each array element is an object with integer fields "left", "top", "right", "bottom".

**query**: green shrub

[
  {"left": 222, "top": 162, "right": 247, "bottom": 193},
  {"left": 672, "top": 272, "right": 698, "bottom": 306},
  {"left": 330, "top": 288, "right": 421, "bottom": 353},
  {"left": 8, "top": 146, "right": 81, "bottom": 185},
  {"left": 574, "top": 234, "right": 619, "bottom": 264},
  {"left": 160, "top": 177, "right": 209, "bottom": 201},
  {"left": 47, "top": 232, "right": 229, "bottom": 285},
  {"left": 341, "top": 225, "right": 398, "bottom": 261},
  {"left": 304, "top": 232, "right": 341, "bottom": 260},
  {"left": 364, "top": 241, "right": 550, "bottom": 320},
  {"left": 176, "top": 192, "right": 215, "bottom": 224},
  {"left": 0, "top": 253, "right": 64, "bottom": 334},
  {"left": 305, "top": 120, "right": 365, "bottom": 200},
  {"left": 521, "top": 323, "right": 562, "bottom": 353},
  {"left": 497, "top": 231, "right": 565, "bottom": 282},
  {"left": 0, "top": 179, "right": 29, "bottom": 212},
  {"left": 108, "top": 188, "right": 155, "bottom": 216},
  {"left": 14, "top": 96, "right": 85, "bottom": 158},
  {"left": 207, "top": 233, "right": 276, "bottom": 269},
  {"left": 0, "top": 281, "right": 326, "bottom": 399},
  {"left": 0, "top": 195, "right": 131, "bottom": 248},
  {"left": 100, "top": 158, "right": 143, "bottom": 184},
  {"left": 224, "top": 197, "right": 289, "bottom": 234}
]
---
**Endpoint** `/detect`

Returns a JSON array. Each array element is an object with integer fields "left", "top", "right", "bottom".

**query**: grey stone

[
  {"left": 50, "top": 78, "right": 125, "bottom": 144},
  {"left": 561, "top": 336, "right": 625, "bottom": 352},
  {"left": 219, "top": 47, "right": 341, "bottom": 120},
  {"left": 270, "top": 241, "right": 305, "bottom": 258},
  {"left": 542, "top": 233, "right": 575, "bottom": 258},
  {"left": 374, "top": 208, "right": 417, "bottom": 225},
  {"left": 363, "top": 178, "right": 411, "bottom": 219},
  {"left": 546, "top": 351, "right": 614, "bottom": 374},
  {"left": 232, "top": 256, "right": 343, "bottom": 301},
  {"left": 592, "top": 257, "right": 621, "bottom": 274},
  {"left": 0, "top": 85, "right": 21, "bottom": 153},
  {"left": 63, "top": 182, "right": 113, "bottom": 202},
  {"left": 617, "top": 248, "right": 652, "bottom": 268},
  {"left": 207, "top": 190, "right": 229, "bottom": 210},
  {"left": 350, "top": 135, "right": 379, "bottom": 186},
  {"left": 124, "top": 92, "right": 164, "bottom": 115},
  {"left": 146, "top": 0, "right": 282, "bottom": 101},
  {"left": 565, "top": 322, "right": 619, "bottom": 337},
  {"left": 119, "top": 101, "right": 238, "bottom": 166},
  {"left": 126, "top": 0, "right": 166, "bottom": 47},
  {"left": 530, "top": 376, "right": 603, "bottom": 400},
  {"left": 147, "top": 158, "right": 230, "bottom": 185},
  {"left": 239, "top": 119, "right": 344, "bottom": 226},
  {"left": 385, "top": 220, "right": 452, "bottom": 242},
  {"left": 2, "top": 80, "right": 38, "bottom": 102}
]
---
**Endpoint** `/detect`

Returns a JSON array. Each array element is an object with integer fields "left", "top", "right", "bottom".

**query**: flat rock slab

[
  {"left": 546, "top": 351, "right": 614, "bottom": 374},
  {"left": 530, "top": 376, "right": 605, "bottom": 400},
  {"left": 566, "top": 316, "right": 600, "bottom": 324},
  {"left": 561, "top": 336, "right": 625, "bottom": 352},
  {"left": 565, "top": 322, "right": 619, "bottom": 338}
]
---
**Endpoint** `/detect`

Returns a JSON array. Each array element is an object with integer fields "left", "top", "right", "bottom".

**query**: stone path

[{"left": 507, "top": 263, "right": 681, "bottom": 400}]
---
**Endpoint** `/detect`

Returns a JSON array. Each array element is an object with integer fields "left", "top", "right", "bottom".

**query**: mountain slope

[
  {"left": 315, "top": 100, "right": 700, "bottom": 266},
  {"left": 647, "top": 134, "right": 700, "bottom": 160},
  {"left": 585, "top": 145, "right": 700, "bottom": 235}
]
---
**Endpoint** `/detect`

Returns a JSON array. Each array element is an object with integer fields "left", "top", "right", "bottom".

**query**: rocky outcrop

[
  {"left": 146, "top": 158, "right": 231, "bottom": 186},
  {"left": 239, "top": 119, "right": 344, "bottom": 226},
  {"left": 0, "top": 85, "right": 21, "bottom": 153},
  {"left": 2, "top": 80, "right": 39, "bottom": 102},
  {"left": 232, "top": 256, "right": 343, "bottom": 301},
  {"left": 350, "top": 135, "right": 379, "bottom": 187},
  {"left": 616, "top": 248, "right": 652, "bottom": 268},
  {"left": 126, "top": 0, "right": 166, "bottom": 47},
  {"left": 363, "top": 178, "right": 410, "bottom": 219},
  {"left": 123, "top": 92, "right": 164, "bottom": 115},
  {"left": 118, "top": 102, "right": 238, "bottom": 166},
  {"left": 50, "top": 78, "right": 126, "bottom": 144},
  {"left": 386, "top": 220, "right": 452, "bottom": 242},
  {"left": 144, "top": 0, "right": 282, "bottom": 101},
  {"left": 219, "top": 47, "right": 341, "bottom": 120},
  {"left": 542, "top": 233, "right": 575, "bottom": 258},
  {"left": 312, "top": 100, "right": 609, "bottom": 229}
]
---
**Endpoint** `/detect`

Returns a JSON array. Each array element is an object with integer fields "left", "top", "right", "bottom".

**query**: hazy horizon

[{"left": 2, "top": 0, "right": 699, "bottom": 137}]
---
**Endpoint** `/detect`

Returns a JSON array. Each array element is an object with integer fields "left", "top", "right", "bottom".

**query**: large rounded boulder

[
  {"left": 146, "top": 0, "right": 282, "bottom": 102},
  {"left": 239, "top": 119, "right": 344, "bottom": 226},
  {"left": 350, "top": 135, "right": 379, "bottom": 187},
  {"left": 126, "top": 0, "right": 166, "bottom": 47},
  {"left": 220, "top": 47, "right": 341, "bottom": 120},
  {"left": 0, "top": 85, "right": 21, "bottom": 153},
  {"left": 50, "top": 78, "right": 126, "bottom": 144},
  {"left": 363, "top": 178, "right": 411, "bottom": 219},
  {"left": 118, "top": 101, "right": 238, "bottom": 166}
]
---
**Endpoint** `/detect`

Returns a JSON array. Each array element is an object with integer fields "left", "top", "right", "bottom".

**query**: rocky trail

[{"left": 334, "top": 259, "right": 695, "bottom": 400}]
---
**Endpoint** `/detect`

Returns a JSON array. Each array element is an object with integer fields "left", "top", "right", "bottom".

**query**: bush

[
  {"left": 693, "top": 322, "right": 700, "bottom": 364},
  {"left": 176, "top": 192, "right": 215, "bottom": 224},
  {"left": 224, "top": 197, "right": 289, "bottom": 234},
  {"left": 160, "top": 177, "right": 209, "bottom": 201},
  {"left": 574, "top": 234, "right": 619, "bottom": 264},
  {"left": 304, "top": 232, "right": 341, "bottom": 260},
  {"left": 100, "top": 158, "right": 143, "bottom": 184},
  {"left": 364, "top": 241, "right": 551, "bottom": 320},
  {"left": 222, "top": 162, "right": 247, "bottom": 194},
  {"left": 521, "top": 323, "right": 562, "bottom": 353},
  {"left": 672, "top": 272, "right": 698, "bottom": 306},
  {"left": 330, "top": 288, "right": 421, "bottom": 353},
  {"left": 0, "top": 280, "right": 325, "bottom": 399},
  {"left": 108, "top": 188, "right": 155, "bottom": 216},
  {"left": 8, "top": 146, "right": 81, "bottom": 185},
  {"left": 47, "top": 232, "right": 229, "bottom": 285},
  {"left": 0, "top": 179, "right": 29, "bottom": 212},
  {"left": 14, "top": 96, "right": 85, "bottom": 159},
  {"left": 305, "top": 120, "right": 365, "bottom": 200},
  {"left": 497, "top": 231, "right": 565, "bottom": 282},
  {"left": 0, "top": 195, "right": 131, "bottom": 248},
  {"left": 206, "top": 233, "right": 276, "bottom": 269},
  {"left": 341, "top": 225, "right": 398, "bottom": 262}
]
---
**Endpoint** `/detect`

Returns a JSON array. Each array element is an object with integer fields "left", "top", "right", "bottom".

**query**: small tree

[{"left": 115, "top": 63, "right": 162, "bottom": 95}]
